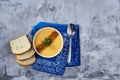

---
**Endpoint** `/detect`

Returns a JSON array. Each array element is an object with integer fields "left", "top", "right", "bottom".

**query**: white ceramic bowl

[{"left": 33, "top": 27, "right": 63, "bottom": 58}]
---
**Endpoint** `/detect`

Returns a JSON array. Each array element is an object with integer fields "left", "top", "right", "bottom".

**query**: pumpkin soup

[{"left": 33, "top": 27, "right": 63, "bottom": 58}]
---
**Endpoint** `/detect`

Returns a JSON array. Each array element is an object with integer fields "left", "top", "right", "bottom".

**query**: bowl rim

[{"left": 33, "top": 27, "right": 64, "bottom": 58}]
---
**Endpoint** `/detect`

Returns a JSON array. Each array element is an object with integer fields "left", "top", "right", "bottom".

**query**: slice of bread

[
  {"left": 16, "top": 55, "right": 36, "bottom": 66},
  {"left": 10, "top": 35, "right": 31, "bottom": 55},
  {"left": 16, "top": 48, "right": 35, "bottom": 61}
]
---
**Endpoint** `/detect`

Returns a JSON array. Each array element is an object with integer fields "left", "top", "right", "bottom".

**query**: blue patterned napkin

[{"left": 30, "top": 22, "right": 80, "bottom": 75}]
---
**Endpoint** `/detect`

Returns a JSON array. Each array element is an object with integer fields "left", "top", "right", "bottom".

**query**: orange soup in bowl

[{"left": 33, "top": 27, "right": 63, "bottom": 58}]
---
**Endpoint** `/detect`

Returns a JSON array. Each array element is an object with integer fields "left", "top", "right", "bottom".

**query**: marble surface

[{"left": 0, "top": 0, "right": 120, "bottom": 80}]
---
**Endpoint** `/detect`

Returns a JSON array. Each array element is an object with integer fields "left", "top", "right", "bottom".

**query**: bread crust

[
  {"left": 15, "top": 48, "right": 35, "bottom": 61},
  {"left": 16, "top": 53, "right": 35, "bottom": 61},
  {"left": 16, "top": 55, "right": 36, "bottom": 66}
]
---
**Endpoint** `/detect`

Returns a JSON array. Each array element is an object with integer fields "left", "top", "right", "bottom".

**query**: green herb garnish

[{"left": 43, "top": 38, "right": 51, "bottom": 46}]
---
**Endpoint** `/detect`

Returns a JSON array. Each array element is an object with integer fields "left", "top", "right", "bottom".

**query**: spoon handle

[{"left": 67, "top": 37, "right": 72, "bottom": 63}]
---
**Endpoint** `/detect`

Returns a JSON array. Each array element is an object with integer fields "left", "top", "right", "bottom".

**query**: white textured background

[{"left": 0, "top": 0, "right": 120, "bottom": 80}]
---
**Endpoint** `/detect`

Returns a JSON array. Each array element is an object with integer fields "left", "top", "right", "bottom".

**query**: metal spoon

[{"left": 67, "top": 23, "right": 76, "bottom": 63}]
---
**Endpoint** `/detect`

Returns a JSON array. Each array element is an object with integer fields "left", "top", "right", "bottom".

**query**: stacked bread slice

[{"left": 10, "top": 35, "right": 36, "bottom": 66}]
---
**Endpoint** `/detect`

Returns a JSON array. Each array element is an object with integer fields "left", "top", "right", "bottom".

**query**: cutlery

[{"left": 67, "top": 23, "right": 76, "bottom": 63}]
